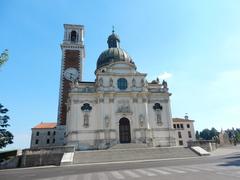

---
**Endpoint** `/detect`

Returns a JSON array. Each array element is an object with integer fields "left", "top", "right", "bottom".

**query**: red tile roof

[{"left": 32, "top": 122, "right": 57, "bottom": 129}]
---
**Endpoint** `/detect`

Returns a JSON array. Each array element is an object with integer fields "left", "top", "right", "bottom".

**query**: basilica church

[
  {"left": 60, "top": 24, "right": 176, "bottom": 150},
  {"left": 31, "top": 24, "right": 195, "bottom": 150}
]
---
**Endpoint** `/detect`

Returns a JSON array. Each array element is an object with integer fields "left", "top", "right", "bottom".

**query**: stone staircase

[
  {"left": 73, "top": 145, "right": 199, "bottom": 164},
  {"left": 110, "top": 143, "right": 148, "bottom": 149}
]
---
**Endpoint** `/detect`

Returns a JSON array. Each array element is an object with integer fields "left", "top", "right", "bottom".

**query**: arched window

[
  {"left": 71, "top": 31, "right": 77, "bottom": 42},
  {"left": 83, "top": 114, "right": 89, "bottom": 127},
  {"left": 117, "top": 78, "right": 128, "bottom": 90},
  {"left": 81, "top": 103, "right": 92, "bottom": 112},
  {"left": 153, "top": 103, "right": 162, "bottom": 110}
]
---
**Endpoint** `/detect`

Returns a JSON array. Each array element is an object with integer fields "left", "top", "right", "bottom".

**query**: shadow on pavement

[
  {"left": 218, "top": 153, "right": 240, "bottom": 167},
  {"left": 223, "top": 154, "right": 240, "bottom": 159}
]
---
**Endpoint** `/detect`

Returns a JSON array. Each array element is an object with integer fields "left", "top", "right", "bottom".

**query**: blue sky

[{"left": 1, "top": 0, "right": 240, "bottom": 150}]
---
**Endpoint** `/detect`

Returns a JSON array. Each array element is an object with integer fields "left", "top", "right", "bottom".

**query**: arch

[
  {"left": 119, "top": 118, "right": 131, "bottom": 143},
  {"left": 71, "top": 30, "right": 77, "bottom": 42}
]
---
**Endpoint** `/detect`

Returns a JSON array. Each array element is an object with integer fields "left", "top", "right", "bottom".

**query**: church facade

[
  {"left": 31, "top": 24, "right": 198, "bottom": 150},
  {"left": 61, "top": 25, "right": 176, "bottom": 150}
]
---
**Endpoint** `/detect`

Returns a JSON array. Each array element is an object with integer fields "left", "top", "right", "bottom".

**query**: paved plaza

[
  {"left": 1, "top": 146, "right": 240, "bottom": 180},
  {"left": 34, "top": 162, "right": 240, "bottom": 180}
]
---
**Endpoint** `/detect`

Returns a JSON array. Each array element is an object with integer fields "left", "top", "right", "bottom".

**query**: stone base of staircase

[{"left": 72, "top": 144, "right": 199, "bottom": 165}]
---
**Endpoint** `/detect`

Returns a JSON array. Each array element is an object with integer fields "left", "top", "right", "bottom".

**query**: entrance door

[{"left": 119, "top": 118, "right": 131, "bottom": 143}]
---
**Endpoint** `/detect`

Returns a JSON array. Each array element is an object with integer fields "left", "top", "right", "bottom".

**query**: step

[
  {"left": 73, "top": 147, "right": 199, "bottom": 164},
  {"left": 110, "top": 143, "right": 149, "bottom": 149}
]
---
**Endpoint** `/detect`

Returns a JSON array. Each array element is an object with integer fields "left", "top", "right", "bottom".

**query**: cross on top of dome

[{"left": 112, "top": 25, "right": 115, "bottom": 33}]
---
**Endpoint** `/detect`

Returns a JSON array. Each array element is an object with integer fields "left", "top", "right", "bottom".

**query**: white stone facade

[{"left": 66, "top": 61, "right": 176, "bottom": 150}]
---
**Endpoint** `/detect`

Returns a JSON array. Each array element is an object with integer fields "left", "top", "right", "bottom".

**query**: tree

[
  {"left": 210, "top": 127, "right": 219, "bottom": 140},
  {"left": 225, "top": 128, "right": 240, "bottom": 145},
  {"left": 235, "top": 132, "right": 240, "bottom": 144},
  {"left": 0, "top": 49, "right": 13, "bottom": 149},
  {"left": 0, "top": 104, "right": 13, "bottom": 148},
  {"left": 200, "top": 129, "right": 211, "bottom": 140},
  {"left": 195, "top": 130, "right": 200, "bottom": 140},
  {"left": 199, "top": 128, "right": 219, "bottom": 140},
  {"left": 0, "top": 49, "right": 8, "bottom": 67}
]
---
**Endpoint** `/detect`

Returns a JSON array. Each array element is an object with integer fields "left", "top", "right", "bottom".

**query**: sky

[{"left": 1, "top": 0, "right": 240, "bottom": 150}]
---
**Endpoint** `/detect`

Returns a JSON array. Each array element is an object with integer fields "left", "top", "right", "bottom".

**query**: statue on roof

[{"left": 162, "top": 80, "right": 168, "bottom": 88}]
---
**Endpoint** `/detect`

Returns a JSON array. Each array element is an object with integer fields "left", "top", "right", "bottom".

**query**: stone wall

[
  {"left": 0, "top": 156, "right": 21, "bottom": 169},
  {"left": 0, "top": 149, "right": 21, "bottom": 162},
  {"left": 0, "top": 149, "right": 22, "bottom": 169},
  {"left": 187, "top": 140, "right": 218, "bottom": 152},
  {"left": 21, "top": 146, "right": 74, "bottom": 167}
]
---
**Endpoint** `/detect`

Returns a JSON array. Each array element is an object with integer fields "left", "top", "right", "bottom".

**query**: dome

[
  {"left": 97, "top": 48, "right": 133, "bottom": 69},
  {"left": 96, "top": 31, "right": 135, "bottom": 70}
]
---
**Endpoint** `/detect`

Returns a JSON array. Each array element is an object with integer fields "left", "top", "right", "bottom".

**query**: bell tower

[{"left": 58, "top": 24, "right": 85, "bottom": 125}]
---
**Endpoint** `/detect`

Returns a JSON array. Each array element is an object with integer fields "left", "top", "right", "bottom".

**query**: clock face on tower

[{"left": 64, "top": 67, "right": 79, "bottom": 82}]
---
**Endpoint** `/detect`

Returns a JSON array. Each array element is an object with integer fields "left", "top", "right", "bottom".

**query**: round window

[{"left": 117, "top": 78, "right": 128, "bottom": 90}]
